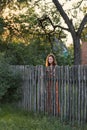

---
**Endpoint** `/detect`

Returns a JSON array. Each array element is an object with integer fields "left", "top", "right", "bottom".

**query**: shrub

[{"left": 0, "top": 56, "right": 22, "bottom": 103}]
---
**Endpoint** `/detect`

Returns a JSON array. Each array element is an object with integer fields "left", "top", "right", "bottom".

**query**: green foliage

[
  {"left": 1, "top": 39, "right": 51, "bottom": 65},
  {"left": 0, "top": 0, "right": 86, "bottom": 65},
  {"left": 0, "top": 38, "right": 74, "bottom": 66},
  {"left": 0, "top": 0, "right": 74, "bottom": 66},
  {"left": 4, "top": 42, "right": 26, "bottom": 65},
  {"left": 56, "top": 49, "right": 74, "bottom": 66},
  {"left": 81, "top": 26, "right": 87, "bottom": 42},
  {"left": 1, "top": 1, "right": 38, "bottom": 43},
  {"left": 0, "top": 104, "right": 86, "bottom": 130},
  {"left": 53, "top": 42, "right": 74, "bottom": 66},
  {"left": 0, "top": 56, "right": 22, "bottom": 103}
]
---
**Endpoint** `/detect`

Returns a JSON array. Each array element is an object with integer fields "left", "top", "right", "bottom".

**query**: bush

[{"left": 0, "top": 56, "right": 22, "bottom": 103}]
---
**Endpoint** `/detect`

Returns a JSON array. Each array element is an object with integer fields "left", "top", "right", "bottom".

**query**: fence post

[{"left": 11, "top": 65, "right": 87, "bottom": 126}]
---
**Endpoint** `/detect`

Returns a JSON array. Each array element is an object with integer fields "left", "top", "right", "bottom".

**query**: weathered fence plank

[{"left": 12, "top": 65, "right": 87, "bottom": 125}]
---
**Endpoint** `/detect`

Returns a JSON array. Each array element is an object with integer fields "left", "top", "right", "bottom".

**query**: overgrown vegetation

[
  {"left": 0, "top": 40, "right": 74, "bottom": 66},
  {"left": 0, "top": 104, "right": 86, "bottom": 130},
  {"left": 0, "top": 55, "right": 22, "bottom": 103}
]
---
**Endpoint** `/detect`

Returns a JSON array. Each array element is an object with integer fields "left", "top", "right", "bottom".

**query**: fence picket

[{"left": 11, "top": 65, "right": 87, "bottom": 125}]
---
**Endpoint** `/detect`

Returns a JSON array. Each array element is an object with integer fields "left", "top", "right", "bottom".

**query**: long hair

[{"left": 45, "top": 53, "right": 57, "bottom": 67}]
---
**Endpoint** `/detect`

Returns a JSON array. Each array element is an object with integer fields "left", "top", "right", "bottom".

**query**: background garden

[{"left": 0, "top": 0, "right": 87, "bottom": 130}]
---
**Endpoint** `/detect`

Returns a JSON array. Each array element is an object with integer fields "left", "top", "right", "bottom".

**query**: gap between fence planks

[{"left": 11, "top": 65, "right": 87, "bottom": 125}]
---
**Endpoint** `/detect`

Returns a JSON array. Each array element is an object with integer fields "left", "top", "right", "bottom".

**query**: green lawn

[{"left": 0, "top": 104, "right": 86, "bottom": 130}]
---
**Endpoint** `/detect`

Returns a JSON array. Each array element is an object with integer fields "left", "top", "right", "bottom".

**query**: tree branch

[
  {"left": 0, "top": 0, "right": 12, "bottom": 12},
  {"left": 47, "top": 16, "right": 69, "bottom": 31},
  {"left": 52, "top": 0, "right": 75, "bottom": 33},
  {"left": 54, "top": 25, "right": 69, "bottom": 31},
  {"left": 65, "top": 0, "right": 83, "bottom": 12},
  {"left": 77, "top": 14, "right": 87, "bottom": 36},
  {"left": 38, "top": 15, "right": 69, "bottom": 34}
]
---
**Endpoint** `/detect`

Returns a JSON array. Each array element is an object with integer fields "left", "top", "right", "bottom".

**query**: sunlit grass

[{"left": 0, "top": 104, "right": 87, "bottom": 130}]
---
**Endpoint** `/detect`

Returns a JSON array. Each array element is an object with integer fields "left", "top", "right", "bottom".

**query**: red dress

[{"left": 46, "top": 66, "right": 60, "bottom": 115}]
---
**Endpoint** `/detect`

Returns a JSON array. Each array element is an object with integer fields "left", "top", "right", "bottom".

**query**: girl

[{"left": 45, "top": 53, "right": 60, "bottom": 115}]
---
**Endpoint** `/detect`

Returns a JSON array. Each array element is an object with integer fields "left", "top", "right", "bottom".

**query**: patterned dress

[{"left": 46, "top": 65, "right": 60, "bottom": 115}]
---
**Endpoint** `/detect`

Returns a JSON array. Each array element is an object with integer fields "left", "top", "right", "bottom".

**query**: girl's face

[{"left": 48, "top": 56, "right": 54, "bottom": 65}]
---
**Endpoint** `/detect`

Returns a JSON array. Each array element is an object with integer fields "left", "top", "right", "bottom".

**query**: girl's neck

[{"left": 49, "top": 63, "right": 53, "bottom": 66}]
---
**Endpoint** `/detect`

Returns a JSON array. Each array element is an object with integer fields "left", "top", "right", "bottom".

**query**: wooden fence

[{"left": 12, "top": 65, "right": 87, "bottom": 125}]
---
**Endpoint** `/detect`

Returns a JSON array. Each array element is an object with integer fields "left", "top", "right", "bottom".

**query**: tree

[
  {"left": 0, "top": 0, "right": 39, "bottom": 44},
  {"left": 29, "top": 0, "right": 87, "bottom": 65},
  {"left": 52, "top": 0, "right": 87, "bottom": 64},
  {"left": 1, "top": 0, "right": 87, "bottom": 65},
  {"left": 0, "top": 0, "right": 12, "bottom": 13}
]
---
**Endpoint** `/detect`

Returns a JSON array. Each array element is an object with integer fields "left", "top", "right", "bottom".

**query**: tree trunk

[
  {"left": 52, "top": 0, "right": 87, "bottom": 65},
  {"left": 73, "top": 35, "right": 81, "bottom": 65}
]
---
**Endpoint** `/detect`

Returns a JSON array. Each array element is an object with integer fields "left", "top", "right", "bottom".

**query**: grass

[{"left": 0, "top": 104, "right": 87, "bottom": 130}]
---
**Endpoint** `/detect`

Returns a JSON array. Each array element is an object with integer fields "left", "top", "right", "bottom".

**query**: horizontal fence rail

[{"left": 11, "top": 65, "right": 87, "bottom": 125}]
